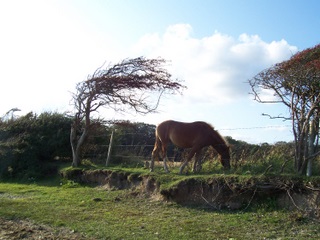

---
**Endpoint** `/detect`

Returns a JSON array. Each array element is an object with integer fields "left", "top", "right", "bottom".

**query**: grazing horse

[{"left": 150, "top": 120, "right": 231, "bottom": 174}]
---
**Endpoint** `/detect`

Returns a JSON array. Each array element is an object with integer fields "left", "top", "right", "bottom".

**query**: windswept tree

[
  {"left": 70, "top": 57, "right": 185, "bottom": 167},
  {"left": 249, "top": 44, "right": 320, "bottom": 175}
]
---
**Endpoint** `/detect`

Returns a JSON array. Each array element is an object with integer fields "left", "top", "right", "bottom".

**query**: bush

[
  {"left": 198, "top": 138, "right": 300, "bottom": 175},
  {"left": 0, "top": 112, "right": 72, "bottom": 180}
]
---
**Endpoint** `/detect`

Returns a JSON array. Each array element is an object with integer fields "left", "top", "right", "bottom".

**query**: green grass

[{"left": 1, "top": 181, "right": 319, "bottom": 239}]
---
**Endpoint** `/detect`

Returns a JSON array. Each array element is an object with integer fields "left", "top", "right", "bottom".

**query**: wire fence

[
  {"left": 82, "top": 124, "right": 293, "bottom": 163},
  {"left": 219, "top": 125, "right": 292, "bottom": 131}
]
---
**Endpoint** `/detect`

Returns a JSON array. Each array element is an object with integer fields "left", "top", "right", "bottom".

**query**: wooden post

[{"left": 106, "top": 130, "right": 114, "bottom": 166}]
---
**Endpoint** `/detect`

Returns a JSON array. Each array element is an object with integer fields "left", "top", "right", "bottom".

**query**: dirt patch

[
  {"left": 0, "top": 217, "right": 92, "bottom": 240},
  {"left": 159, "top": 177, "right": 320, "bottom": 215},
  {"left": 61, "top": 169, "right": 144, "bottom": 190}
]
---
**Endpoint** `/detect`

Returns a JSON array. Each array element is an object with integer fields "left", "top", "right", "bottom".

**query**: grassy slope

[{"left": 0, "top": 179, "right": 319, "bottom": 239}]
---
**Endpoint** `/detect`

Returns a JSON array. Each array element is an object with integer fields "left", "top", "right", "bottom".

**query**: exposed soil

[
  {"left": 61, "top": 169, "right": 320, "bottom": 216},
  {"left": 3, "top": 169, "right": 320, "bottom": 239},
  {"left": 0, "top": 217, "right": 92, "bottom": 240}
]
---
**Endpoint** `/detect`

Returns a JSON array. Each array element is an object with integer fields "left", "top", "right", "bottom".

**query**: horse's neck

[{"left": 211, "top": 135, "right": 227, "bottom": 153}]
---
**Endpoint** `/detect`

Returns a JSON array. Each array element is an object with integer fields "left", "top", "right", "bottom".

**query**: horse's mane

[
  {"left": 219, "top": 132, "right": 229, "bottom": 146},
  {"left": 207, "top": 123, "right": 229, "bottom": 146},
  {"left": 194, "top": 121, "right": 215, "bottom": 130},
  {"left": 192, "top": 121, "right": 228, "bottom": 145}
]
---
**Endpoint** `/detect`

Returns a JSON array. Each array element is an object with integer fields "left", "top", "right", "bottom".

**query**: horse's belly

[
  {"left": 173, "top": 141, "right": 193, "bottom": 148},
  {"left": 169, "top": 133, "right": 196, "bottom": 148}
]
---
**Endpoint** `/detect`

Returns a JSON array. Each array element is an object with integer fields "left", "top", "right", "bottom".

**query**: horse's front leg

[
  {"left": 193, "top": 150, "right": 202, "bottom": 173},
  {"left": 179, "top": 149, "right": 196, "bottom": 174}
]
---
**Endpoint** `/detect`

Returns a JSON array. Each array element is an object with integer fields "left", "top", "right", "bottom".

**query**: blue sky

[{"left": 0, "top": 0, "right": 319, "bottom": 143}]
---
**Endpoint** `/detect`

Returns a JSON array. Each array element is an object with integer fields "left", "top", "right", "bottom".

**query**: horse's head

[
  {"left": 210, "top": 129, "right": 231, "bottom": 170},
  {"left": 211, "top": 143, "right": 231, "bottom": 170}
]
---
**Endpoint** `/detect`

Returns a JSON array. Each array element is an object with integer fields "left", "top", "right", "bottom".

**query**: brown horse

[{"left": 150, "top": 120, "right": 231, "bottom": 174}]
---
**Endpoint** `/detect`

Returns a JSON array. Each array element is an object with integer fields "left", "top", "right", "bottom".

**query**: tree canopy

[{"left": 249, "top": 44, "right": 320, "bottom": 175}]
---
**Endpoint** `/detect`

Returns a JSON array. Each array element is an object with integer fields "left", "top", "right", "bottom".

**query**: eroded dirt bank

[{"left": 61, "top": 169, "right": 320, "bottom": 217}]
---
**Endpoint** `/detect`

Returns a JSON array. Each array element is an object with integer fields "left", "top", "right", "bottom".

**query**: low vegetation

[{"left": 1, "top": 180, "right": 320, "bottom": 239}]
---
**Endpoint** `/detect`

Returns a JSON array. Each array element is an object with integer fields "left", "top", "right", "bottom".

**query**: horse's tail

[
  {"left": 152, "top": 131, "right": 162, "bottom": 158},
  {"left": 150, "top": 130, "right": 162, "bottom": 171}
]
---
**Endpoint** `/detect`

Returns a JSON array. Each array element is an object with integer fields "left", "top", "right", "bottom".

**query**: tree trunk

[
  {"left": 296, "top": 129, "right": 305, "bottom": 173},
  {"left": 297, "top": 121, "right": 310, "bottom": 175},
  {"left": 70, "top": 124, "right": 79, "bottom": 167},
  {"left": 306, "top": 116, "right": 319, "bottom": 176},
  {"left": 72, "top": 147, "right": 81, "bottom": 167},
  {"left": 70, "top": 122, "right": 89, "bottom": 167}
]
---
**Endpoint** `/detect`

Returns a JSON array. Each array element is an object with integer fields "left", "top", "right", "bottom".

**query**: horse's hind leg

[
  {"left": 161, "top": 144, "right": 170, "bottom": 173},
  {"left": 150, "top": 150, "right": 156, "bottom": 172},
  {"left": 162, "top": 156, "right": 170, "bottom": 173},
  {"left": 150, "top": 137, "right": 170, "bottom": 173},
  {"left": 150, "top": 137, "right": 160, "bottom": 172}
]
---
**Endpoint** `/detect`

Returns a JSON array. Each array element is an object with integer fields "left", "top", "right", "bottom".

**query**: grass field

[{"left": 1, "top": 180, "right": 320, "bottom": 240}]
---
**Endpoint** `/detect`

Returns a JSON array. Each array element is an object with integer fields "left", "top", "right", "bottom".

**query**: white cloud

[
  {"left": 0, "top": 1, "right": 125, "bottom": 115},
  {"left": 133, "top": 24, "right": 298, "bottom": 105}
]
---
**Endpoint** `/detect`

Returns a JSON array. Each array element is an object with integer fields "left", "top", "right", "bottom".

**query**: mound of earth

[{"left": 61, "top": 169, "right": 320, "bottom": 217}]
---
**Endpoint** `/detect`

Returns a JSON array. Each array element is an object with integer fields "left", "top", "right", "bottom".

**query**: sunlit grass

[{"left": 0, "top": 182, "right": 319, "bottom": 239}]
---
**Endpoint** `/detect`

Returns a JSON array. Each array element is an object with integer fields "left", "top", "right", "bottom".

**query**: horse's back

[
  {"left": 156, "top": 120, "right": 214, "bottom": 148},
  {"left": 157, "top": 120, "right": 213, "bottom": 133}
]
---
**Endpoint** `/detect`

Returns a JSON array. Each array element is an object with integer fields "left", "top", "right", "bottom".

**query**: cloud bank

[{"left": 133, "top": 24, "right": 298, "bottom": 104}]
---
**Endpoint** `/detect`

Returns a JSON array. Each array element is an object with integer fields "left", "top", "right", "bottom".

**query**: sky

[{"left": 0, "top": 0, "right": 319, "bottom": 144}]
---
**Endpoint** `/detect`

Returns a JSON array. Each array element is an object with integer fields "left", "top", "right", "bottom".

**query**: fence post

[{"left": 106, "top": 130, "right": 114, "bottom": 166}]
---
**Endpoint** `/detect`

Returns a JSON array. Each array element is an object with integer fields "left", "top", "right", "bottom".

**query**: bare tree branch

[
  {"left": 261, "top": 113, "right": 291, "bottom": 121},
  {"left": 70, "top": 57, "right": 186, "bottom": 167}
]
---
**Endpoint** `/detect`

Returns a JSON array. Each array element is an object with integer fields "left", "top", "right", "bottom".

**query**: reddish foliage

[{"left": 281, "top": 44, "right": 320, "bottom": 72}]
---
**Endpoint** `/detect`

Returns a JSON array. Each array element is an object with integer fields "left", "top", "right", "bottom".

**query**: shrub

[{"left": 0, "top": 112, "right": 72, "bottom": 180}]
